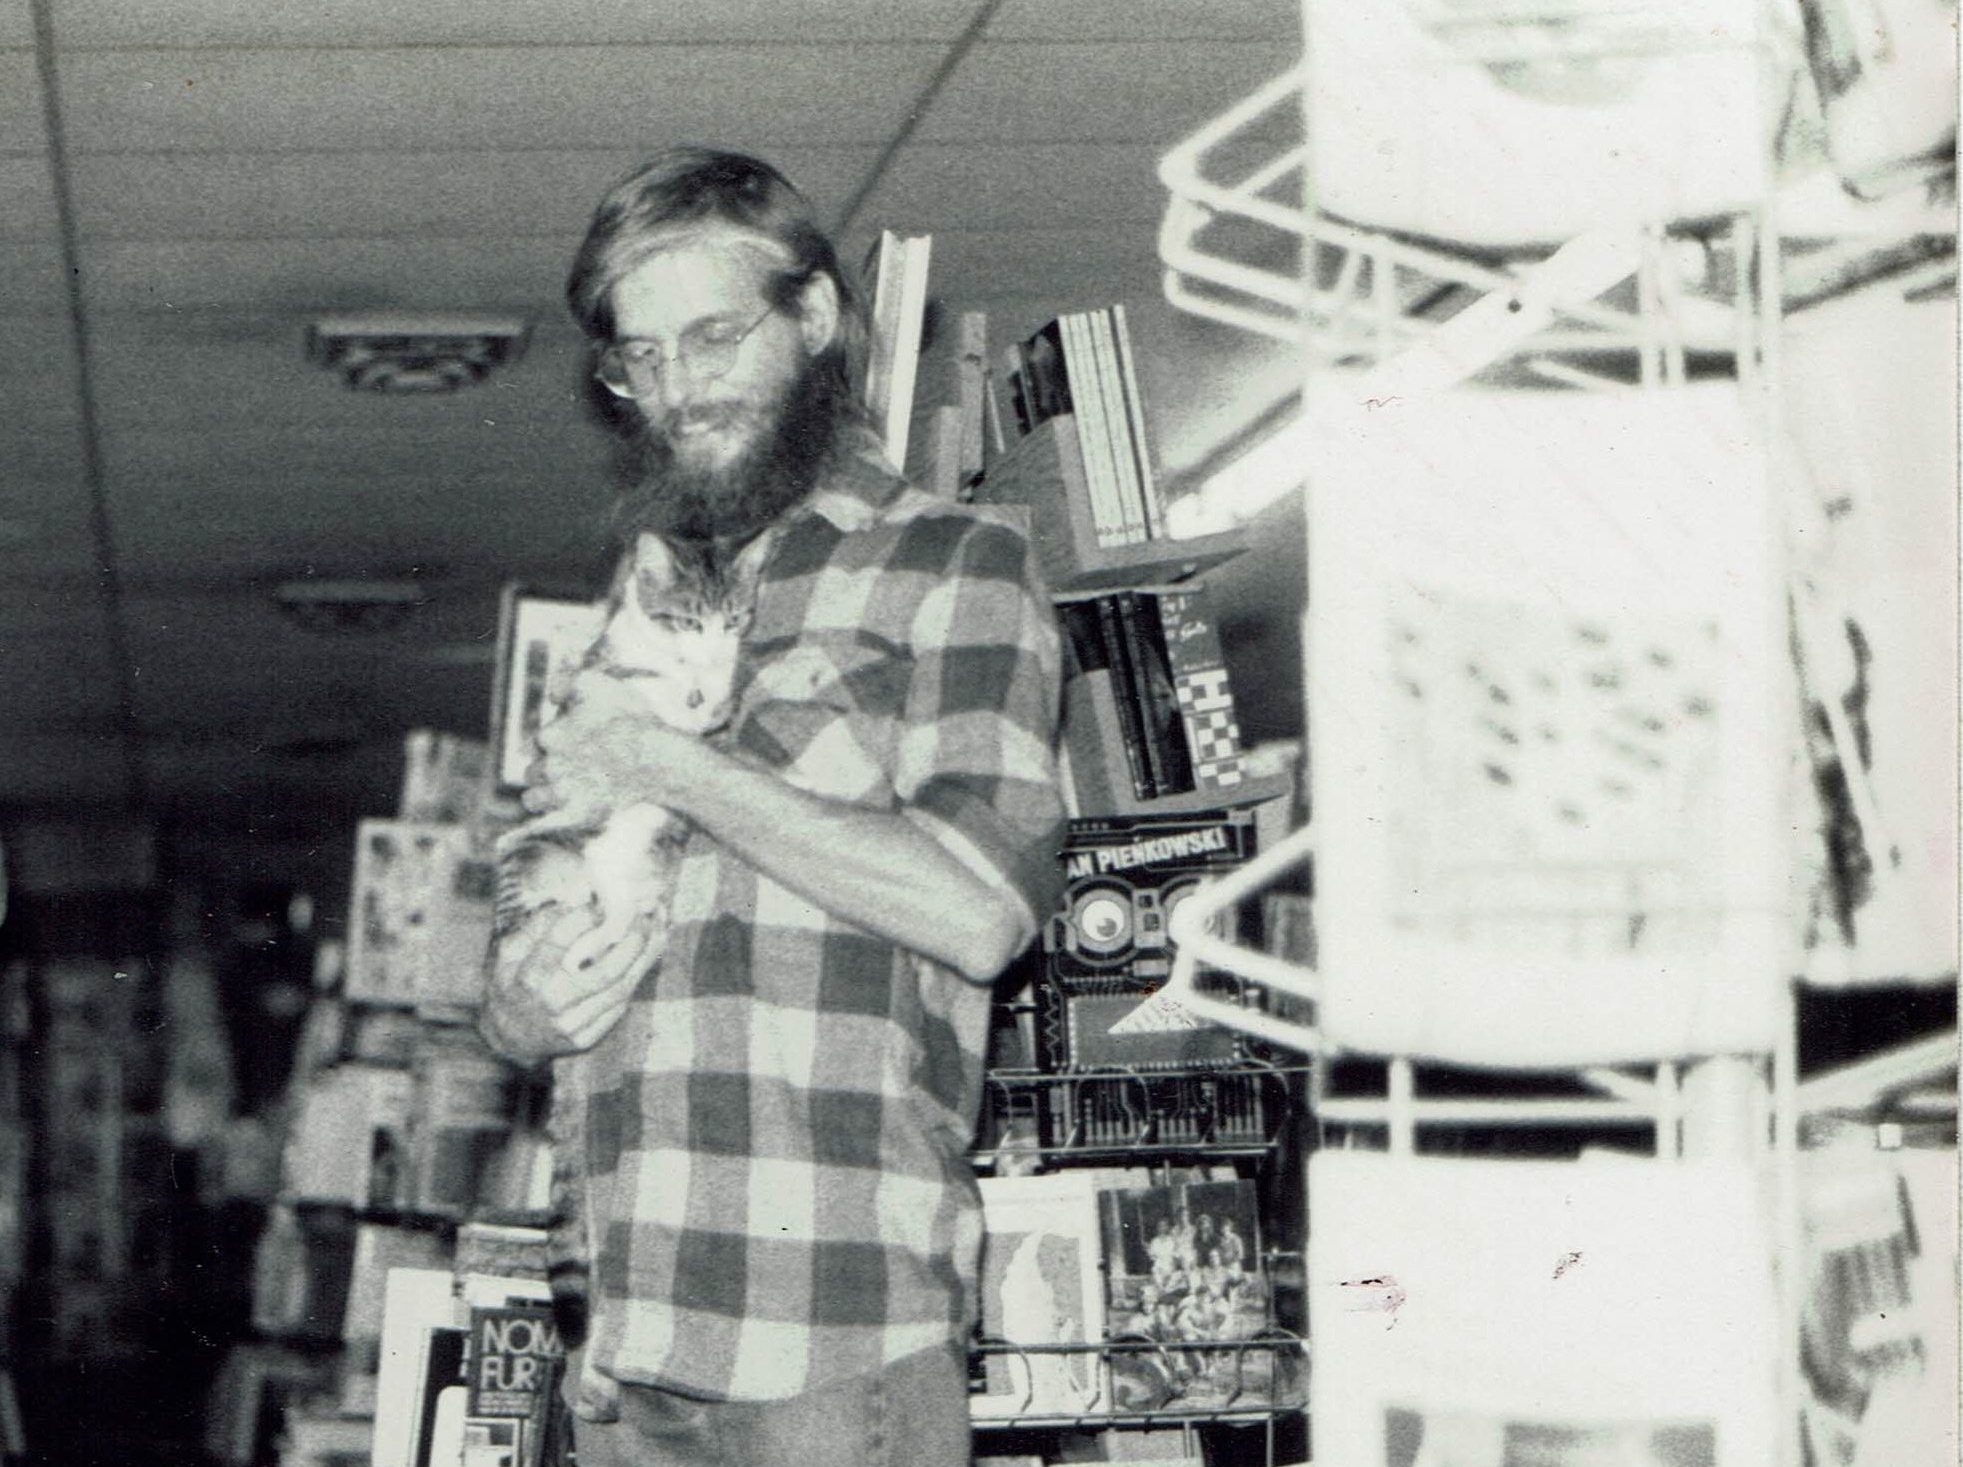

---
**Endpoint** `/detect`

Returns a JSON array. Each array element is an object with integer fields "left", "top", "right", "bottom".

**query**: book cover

[
  {"left": 1126, "top": 592, "right": 1196, "bottom": 796},
  {"left": 971, "top": 1172, "right": 1106, "bottom": 1420},
  {"left": 1153, "top": 589, "right": 1250, "bottom": 795},
  {"left": 400, "top": 730, "right": 489, "bottom": 825},
  {"left": 465, "top": 1303, "right": 564, "bottom": 1420},
  {"left": 345, "top": 821, "right": 456, "bottom": 1008},
  {"left": 1098, "top": 1177, "right": 1271, "bottom": 1412},
  {"left": 862, "top": 231, "right": 933, "bottom": 471},
  {"left": 374, "top": 1268, "right": 557, "bottom": 1467},
  {"left": 1057, "top": 600, "right": 1132, "bottom": 810},
  {"left": 408, "top": 1032, "right": 525, "bottom": 1219},
  {"left": 1090, "top": 596, "right": 1156, "bottom": 801},
  {"left": 489, "top": 586, "right": 605, "bottom": 796}
]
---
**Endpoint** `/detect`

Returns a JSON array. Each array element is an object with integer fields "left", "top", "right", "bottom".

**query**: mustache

[{"left": 611, "top": 348, "right": 858, "bottom": 545}]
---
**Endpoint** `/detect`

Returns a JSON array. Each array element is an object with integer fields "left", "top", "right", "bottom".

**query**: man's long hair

[{"left": 565, "top": 147, "right": 869, "bottom": 406}]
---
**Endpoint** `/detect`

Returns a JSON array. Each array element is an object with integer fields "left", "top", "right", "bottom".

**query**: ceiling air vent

[{"left": 306, "top": 312, "right": 530, "bottom": 393}]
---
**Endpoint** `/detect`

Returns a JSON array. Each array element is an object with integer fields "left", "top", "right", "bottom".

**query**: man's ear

[{"left": 794, "top": 271, "right": 840, "bottom": 356}]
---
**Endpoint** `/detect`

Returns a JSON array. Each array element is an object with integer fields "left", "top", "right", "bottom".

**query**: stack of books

[
  {"left": 1054, "top": 585, "right": 1287, "bottom": 818},
  {"left": 1001, "top": 308, "right": 1161, "bottom": 548}
]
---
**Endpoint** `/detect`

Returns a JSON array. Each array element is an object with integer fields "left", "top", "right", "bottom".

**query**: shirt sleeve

[{"left": 893, "top": 512, "right": 1067, "bottom": 959}]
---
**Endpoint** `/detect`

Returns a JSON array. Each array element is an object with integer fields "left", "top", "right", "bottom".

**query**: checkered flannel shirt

[{"left": 569, "top": 438, "right": 1065, "bottom": 1402}]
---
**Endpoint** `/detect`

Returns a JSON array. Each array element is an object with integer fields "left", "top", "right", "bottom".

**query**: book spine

[
  {"left": 1056, "top": 315, "right": 1124, "bottom": 549},
  {"left": 885, "top": 235, "right": 933, "bottom": 471},
  {"left": 1088, "top": 310, "right": 1147, "bottom": 545},
  {"left": 1094, "top": 594, "right": 1157, "bottom": 800},
  {"left": 997, "top": 342, "right": 1031, "bottom": 437},
  {"left": 1109, "top": 303, "right": 1164, "bottom": 540},
  {"left": 1157, "top": 588, "right": 1248, "bottom": 794},
  {"left": 1114, "top": 592, "right": 1171, "bottom": 798},
  {"left": 1130, "top": 591, "right": 1196, "bottom": 796},
  {"left": 862, "top": 230, "right": 903, "bottom": 431}
]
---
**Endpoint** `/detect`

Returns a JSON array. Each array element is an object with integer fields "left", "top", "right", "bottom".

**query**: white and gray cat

[{"left": 494, "top": 528, "right": 773, "bottom": 975}]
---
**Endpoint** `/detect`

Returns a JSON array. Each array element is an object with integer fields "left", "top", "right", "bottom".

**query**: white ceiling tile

[
  {"left": 0, "top": 50, "right": 44, "bottom": 151},
  {"left": 0, "top": 430, "right": 102, "bottom": 559},
  {"left": 100, "top": 416, "right": 618, "bottom": 583},
  {"left": 0, "top": 314, "right": 85, "bottom": 418},
  {"left": 850, "top": 142, "right": 1167, "bottom": 232},
  {"left": 0, "top": 233, "right": 71, "bottom": 312},
  {"left": 889, "top": 223, "right": 1163, "bottom": 304},
  {"left": 914, "top": 40, "right": 1295, "bottom": 143},
  {"left": 0, "top": 1, "right": 33, "bottom": 47},
  {"left": 54, "top": 0, "right": 977, "bottom": 48},
  {"left": 80, "top": 235, "right": 574, "bottom": 312},
  {"left": 58, "top": 45, "right": 942, "bottom": 154},
  {"left": 0, "top": 154, "right": 57, "bottom": 233},
  {"left": 68, "top": 145, "right": 883, "bottom": 240},
  {"left": 986, "top": 0, "right": 1298, "bottom": 41}
]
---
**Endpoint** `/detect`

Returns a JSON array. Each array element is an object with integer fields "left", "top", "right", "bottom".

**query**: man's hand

[
  {"left": 525, "top": 667, "right": 705, "bottom": 818},
  {"left": 479, "top": 902, "right": 661, "bottom": 1062}
]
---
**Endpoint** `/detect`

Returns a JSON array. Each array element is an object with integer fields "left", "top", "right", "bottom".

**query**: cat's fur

[{"left": 494, "top": 529, "right": 773, "bottom": 977}]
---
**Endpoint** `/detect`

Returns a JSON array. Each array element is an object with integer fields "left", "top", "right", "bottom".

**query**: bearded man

[{"left": 479, "top": 148, "right": 1065, "bottom": 1467}]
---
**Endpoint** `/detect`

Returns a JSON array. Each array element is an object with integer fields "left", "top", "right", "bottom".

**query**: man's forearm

[{"left": 673, "top": 744, "right": 1029, "bottom": 981}]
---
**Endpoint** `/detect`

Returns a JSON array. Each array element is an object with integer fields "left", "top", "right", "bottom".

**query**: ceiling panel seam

[
  {"left": 832, "top": 0, "right": 1006, "bottom": 237},
  {"left": 29, "top": 0, "right": 146, "bottom": 809}
]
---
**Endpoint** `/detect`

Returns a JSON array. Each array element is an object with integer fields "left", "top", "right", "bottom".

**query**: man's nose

[{"left": 649, "top": 356, "right": 699, "bottom": 416}]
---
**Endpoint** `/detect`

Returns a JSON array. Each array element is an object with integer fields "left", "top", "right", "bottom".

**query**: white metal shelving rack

[{"left": 1150, "top": 5, "right": 1957, "bottom": 1464}]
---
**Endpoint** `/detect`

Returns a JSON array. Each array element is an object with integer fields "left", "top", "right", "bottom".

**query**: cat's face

[{"left": 594, "top": 532, "right": 771, "bottom": 736}]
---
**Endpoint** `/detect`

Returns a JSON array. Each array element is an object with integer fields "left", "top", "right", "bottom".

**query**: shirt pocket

[{"left": 734, "top": 631, "right": 910, "bottom": 805}]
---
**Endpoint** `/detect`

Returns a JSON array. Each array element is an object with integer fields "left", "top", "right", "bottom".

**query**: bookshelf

[{"left": 955, "top": 307, "right": 1309, "bottom": 1467}]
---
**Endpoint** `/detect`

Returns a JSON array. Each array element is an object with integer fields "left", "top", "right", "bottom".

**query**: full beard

[{"left": 614, "top": 349, "right": 854, "bottom": 547}]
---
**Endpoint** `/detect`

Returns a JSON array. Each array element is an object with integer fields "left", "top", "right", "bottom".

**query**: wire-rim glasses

[{"left": 595, "top": 302, "right": 777, "bottom": 399}]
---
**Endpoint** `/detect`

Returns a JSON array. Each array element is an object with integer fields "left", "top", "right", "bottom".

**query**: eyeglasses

[{"left": 594, "top": 303, "right": 777, "bottom": 399}]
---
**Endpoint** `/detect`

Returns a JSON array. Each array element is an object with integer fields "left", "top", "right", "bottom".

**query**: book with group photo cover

[{"left": 1097, "top": 1177, "right": 1273, "bottom": 1412}]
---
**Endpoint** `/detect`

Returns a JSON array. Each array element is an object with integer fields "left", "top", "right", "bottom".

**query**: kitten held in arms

[{"left": 495, "top": 529, "right": 773, "bottom": 977}]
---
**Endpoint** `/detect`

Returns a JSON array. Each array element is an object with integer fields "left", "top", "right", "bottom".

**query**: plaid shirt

[{"left": 576, "top": 437, "right": 1065, "bottom": 1402}]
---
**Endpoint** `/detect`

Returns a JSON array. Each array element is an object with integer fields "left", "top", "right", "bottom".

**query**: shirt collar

[{"left": 796, "top": 424, "right": 907, "bottom": 534}]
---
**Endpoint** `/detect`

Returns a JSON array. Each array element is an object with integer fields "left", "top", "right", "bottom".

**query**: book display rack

[{"left": 943, "top": 304, "right": 1309, "bottom": 1466}]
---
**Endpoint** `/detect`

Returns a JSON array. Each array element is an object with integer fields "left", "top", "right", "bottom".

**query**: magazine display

[
  {"left": 972, "top": 1173, "right": 1106, "bottom": 1420},
  {"left": 1098, "top": 1177, "right": 1271, "bottom": 1412}
]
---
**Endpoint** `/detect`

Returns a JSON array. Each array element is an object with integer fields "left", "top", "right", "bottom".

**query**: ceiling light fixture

[{"left": 306, "top": 311, "right": 530, "bottom": 393}]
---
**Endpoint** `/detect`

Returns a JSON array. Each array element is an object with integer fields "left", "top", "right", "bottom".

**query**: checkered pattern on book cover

[{"left": 1158, "top": 591, "right": 1248, "bottom": 791}]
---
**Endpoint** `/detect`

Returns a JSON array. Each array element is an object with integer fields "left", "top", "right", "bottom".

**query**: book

[
  {"left": 1109, "top": 304, "right": 1165, "bottom": 539},
  {"left": 1062, "top": 313, "right": 1132, "bottom": 548},
  {"left": 1091, "top": 596, "right": 1156, "bottom": 800},
  {"left": 971, "top": 1172, "right": 1107, "bottom": 1420},
  {"left": 862, "top": 230, "right": 933, "bottom": 471},
  {"left": 969, "top": 415, "right": 1247, "bottom": 595},
  {"left": 1153, "top": 588, "right": 1252, "bottom": 796},
  {"left": 1127, "top": 592, "right": 1196, "bottom": 797},
  {"left": 399, "top": 730, "right": 489, "bottom": 825},
  {"left": 1059, "top": 599, "right": 1150, "bottom": 803},
  {"left": 1098, "top": 1177, "right": 1272, "bottom": 1412},
  {"left": 280, "top": 1063, "right": 414, "bottom": 1209},
  {"left": 407, "top": 1030, "right": 526, "bottom": 1219},
  {"left": 1087, "top": 309, "right": 1149, "bottom": 545},
  {"left": 489, "top": 586, "right": 605, "bottom": 796},
  {"left": 373, "top": 1268, "right": 563, "bottom": 1467},
  {"left": 344, "top": 821, "right": 472, "bottom": 1009}
]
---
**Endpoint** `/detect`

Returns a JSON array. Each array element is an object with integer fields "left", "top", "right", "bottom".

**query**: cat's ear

[
  {"left": 632, "top": 531, "right": 680, "bottom": 589},
  {"left": 727, "top": 530, "right": 774, "bottom": 595}
]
